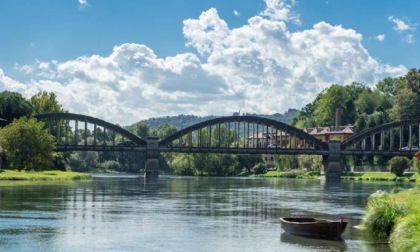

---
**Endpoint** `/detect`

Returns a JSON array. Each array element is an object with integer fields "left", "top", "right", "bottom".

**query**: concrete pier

[
  {"left": 144, "top": 137, "right": 159, "bottom": 180},
  {"left": 321, "top": 141, "right": 342, "bottom": 182}
]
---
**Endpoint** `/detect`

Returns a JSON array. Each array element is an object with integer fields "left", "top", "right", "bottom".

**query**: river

[{"left": 0, "top": 176, "right": 414, "bottom": 252}]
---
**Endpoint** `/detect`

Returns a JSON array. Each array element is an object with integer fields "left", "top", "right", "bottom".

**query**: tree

[
  {"left": 253, "top": 162, "right": 267, "bottom": 175},
  {"left": 388, "top": 157, "right": 410, "bottom": 176},
  {"left": 405, "top": 68, "right": 420, "bottom": 94},
  {"left": 30, "top": 91, "right": 66, "bottom": 115},
  {"left": 391, "top": 87, "right": 420, "bottom": 120},
  {"left": 152, "top": 123, "right": 178, "bottom": 139},
  {"left": 0, "top": 91, "right": 33, "bottom": 125},
  {"left": 376, "top": 77, "right": 404, "bottom": 100},
  {"left": 130, "top": 122, "right": 150, "bottom": 139},
  {"left": 0, "top": 117, "right": 55, "bottom": 171}
]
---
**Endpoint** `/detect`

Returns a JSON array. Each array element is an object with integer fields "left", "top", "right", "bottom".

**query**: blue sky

[{"left": 0, "top": 0, "right": 418, "bottom": 125}]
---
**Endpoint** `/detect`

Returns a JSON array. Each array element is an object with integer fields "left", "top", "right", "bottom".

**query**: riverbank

[
  {"left": 257, "top": 170, "right": 420, "bottom": 182},
  {"left": 0, "top": 170, "right": 92, "bottom": 180},
  {"left": 363, "top": 187, "right": 420, "bottom": 251}
]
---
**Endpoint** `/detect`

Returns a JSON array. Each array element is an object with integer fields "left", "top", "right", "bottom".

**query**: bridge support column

[
  {"left": 145, "top": 137, "right": 159, "bottom": 180},
  {"left": 321, "top": 141, "right": 342, "bottom": 182}
]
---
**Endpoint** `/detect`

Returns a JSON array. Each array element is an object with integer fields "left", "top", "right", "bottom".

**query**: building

[{"left": 302, "top": 125, "right": 355, "bottom": 142}]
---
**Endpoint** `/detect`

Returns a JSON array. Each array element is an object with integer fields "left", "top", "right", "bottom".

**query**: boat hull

[{"left": 280, "top": 217, "right": 348, "bottom": 240}]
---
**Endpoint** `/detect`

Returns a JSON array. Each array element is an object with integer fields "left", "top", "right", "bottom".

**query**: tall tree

[
  {"left": 376, "top": 77, "right": 404, "bottom": 100},
  {"left": 405, "top": 68, "right": 420, "bottom": 94},
  {"left": 0, "top": 91, "right": 33, "bottom": 124},
  {"left": 30, "top": 91, "right": 66, "bottom": 115}
]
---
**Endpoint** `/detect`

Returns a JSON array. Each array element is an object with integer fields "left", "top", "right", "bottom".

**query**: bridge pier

[
  {"left": 321, "top": 141, "right": 342, "bottom": 182},
  {"left": 144, "top": 137, "right": 159, "bottom": 180}
]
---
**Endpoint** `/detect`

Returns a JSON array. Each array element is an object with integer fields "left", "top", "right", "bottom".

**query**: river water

[{"left": 0, "top": 176, "right": 414, "bottom": 252}]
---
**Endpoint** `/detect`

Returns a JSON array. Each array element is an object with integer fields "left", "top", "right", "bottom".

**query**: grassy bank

[
  {"left": 363, "top": 188, "right": 420, "bottom": 251},
  {"left": 256, "top": 170, "right": 420, "bottom": 182},
  {"left": 342, "top": 172, "right": 420, "bottom": 182},
  {"left": 257, "top": 170, "right": 320, "bottom": 179},
  {"left": 0, "top": 170, "right": 92, "bottom": 181}
]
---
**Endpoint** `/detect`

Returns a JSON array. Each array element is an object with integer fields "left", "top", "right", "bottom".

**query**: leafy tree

[
  {"left": 391, "top": 87, "right": 420, "bottom": 120},
  {"left": 0, "top": 117, "right": 55, "bottom": 171},
  {"left": 388, "top": 156, "right": 410, "bottom": 176},
  {"left": 30, "top": 91, "right": 66, "bottom": 115},
  {"left": 0, "top": 91, "right": 33, "bottom": 124},
  {"left": 130, "top": 122, "right": 150, "bottom": 139},
  {"left": 68, "top": 151, "right": 99, "bottom": 172},
  {"left": 152, "top": 123, "right": 178, "bottom": 139},
  {"left": 376, "top": 77, "right": 404, "bottom": 100},
  {"left": 405, "top": 68, "right": 420, "bottom": 94},
  {"left": 275, "top": 155, "right": 298, "bottom": 171},
  {"left": 237, "top": 154, "right": 263, "bottom": 173},
  {"left": 253, "top": 162, "right": 267, "bottom": 175}
]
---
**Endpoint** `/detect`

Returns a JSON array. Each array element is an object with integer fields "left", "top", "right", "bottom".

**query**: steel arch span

[
  {"left": 158, "top": 116, "right": 328, "bottom": 154},
  {"left": 341, "top": 119, "right": 420, "bottom": 156},
  {"left": 34, "top": 112, "right": 147, "bottom": 151}
]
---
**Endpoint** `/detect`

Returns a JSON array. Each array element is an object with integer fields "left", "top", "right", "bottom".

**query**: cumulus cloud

[
  {"left": 388, "top": 16, "right": 415, "bottom": 32},
  {"left": 388, "top": 16, "right": 416, "bottom": 44},
  {"left": 376, "top": 34, "right": 385, "bottom": 41},
  {"left": 0, "top": 0, "right": 408, "bottom": 125},
  {"left": 233, "top": 10, "right": 240, "bottom": 17},
  {"left": 261, "top": 0, "right": 300, "bottom": 25}
]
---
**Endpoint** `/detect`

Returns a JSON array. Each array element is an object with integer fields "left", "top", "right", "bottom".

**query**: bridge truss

[
  {"left": 34, "top": 113, "right": 146, "bottom": 152},
  {"left": 341, "top": 119, "right": 420, "bottom": 157},
  {"left": 158, "top": 116, "right": 328, "bottom": 155}
]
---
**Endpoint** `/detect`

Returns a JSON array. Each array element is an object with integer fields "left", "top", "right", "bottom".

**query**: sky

[{"left": 0, "top": 0, "right": 419, "bottom": 125}]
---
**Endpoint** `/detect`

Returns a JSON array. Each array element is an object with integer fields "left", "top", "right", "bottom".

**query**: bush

[
  {"left": 362, "top": 190, "right": 406, "bottom": 238},
  {"left": 253, "top": 163, "right": 267, "bottom": 175},
  {"left": 281, "top": 169, "right": 305, "bottom": 178},
  {"left": 388, "top": 156, "right": 410, "bottom": 176}
]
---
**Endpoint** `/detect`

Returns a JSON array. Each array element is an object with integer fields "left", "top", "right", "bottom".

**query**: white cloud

[
  {"left": 0, "top": 1, "right": 408, "bottom": 125},
  {"left": 233, "top": 10, "right": 240, "bottom": 17},
  {"left": 261, "top": 0, "right": 300, "bottom": 25},
  {"left": 405, "top": 34, "right": 415, "bottom": 44},
  {"left": 376, "top": 34, "right": 385, "bottom": 41},
  {"left": 388, "top": 16, "right": 416, "bottom": 44},
  {"left": 78, "top": 0, "right": 88, "bottom": 9},
  {"left": 388, "top": 16, "right": 415, "bottom": 32}
]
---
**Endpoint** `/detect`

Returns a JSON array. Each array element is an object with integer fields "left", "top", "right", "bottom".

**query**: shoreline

[{"left": 0, "top": 170, "right": 92, "bottom": 181}]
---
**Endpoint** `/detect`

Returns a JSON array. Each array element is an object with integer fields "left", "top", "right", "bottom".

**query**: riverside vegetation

[
  {"left": 363, "top": 188, "right": 420, "bottom": 251},
  {"left": 0, "top": 170, "right": 92, "bottom": 180}
]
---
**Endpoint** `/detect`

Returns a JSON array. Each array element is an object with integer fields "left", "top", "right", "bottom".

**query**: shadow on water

[{"left": 280, "top": 232, "right": 347, "bottom": 251}]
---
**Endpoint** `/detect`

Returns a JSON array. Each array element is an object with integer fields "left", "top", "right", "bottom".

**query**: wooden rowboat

[{"left": 280, "top": 217, "right": 347, "bottom": 240}]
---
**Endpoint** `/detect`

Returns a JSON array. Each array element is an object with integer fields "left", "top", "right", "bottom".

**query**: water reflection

[
  {"left": 280, "top": 232, "right": 347, "bottom": 252},
  {"left": 0, "top": 177, "right": 412, "bottom": 251}
]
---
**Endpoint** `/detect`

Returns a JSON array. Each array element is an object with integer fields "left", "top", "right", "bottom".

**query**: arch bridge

[{"left": 35, "top": 113, "right": 420, "bottom": 181}]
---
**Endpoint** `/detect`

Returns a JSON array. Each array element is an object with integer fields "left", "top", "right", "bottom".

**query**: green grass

[
  {"left": 363, "top": 188, "right": 420, "bottom": 251},
  {"left": 257, "top": 170, "right": 320, "bottom": 179},
  {"left": 256, "top": 170, "right": 420, "bottom": 182},
  {"left": 0, "top": 170, "right": 92, "bottom": 181}
]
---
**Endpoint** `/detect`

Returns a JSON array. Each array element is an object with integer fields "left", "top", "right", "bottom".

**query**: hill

[{"left": 140, "top": 108, "right": 299, "bottom": 130}]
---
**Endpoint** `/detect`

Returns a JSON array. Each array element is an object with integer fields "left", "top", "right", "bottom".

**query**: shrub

[
  {"left": 253, "top": 163, "right": 267, "bottom": 175},
  {"left": 281, "top": 169, "right": 305, "bottom": 178},
  {"left": 388, "top": 156, "right": 410, "bottom": 176},
  {"left": 362, "top": 190, "right": 407, "bottom": 238}
]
